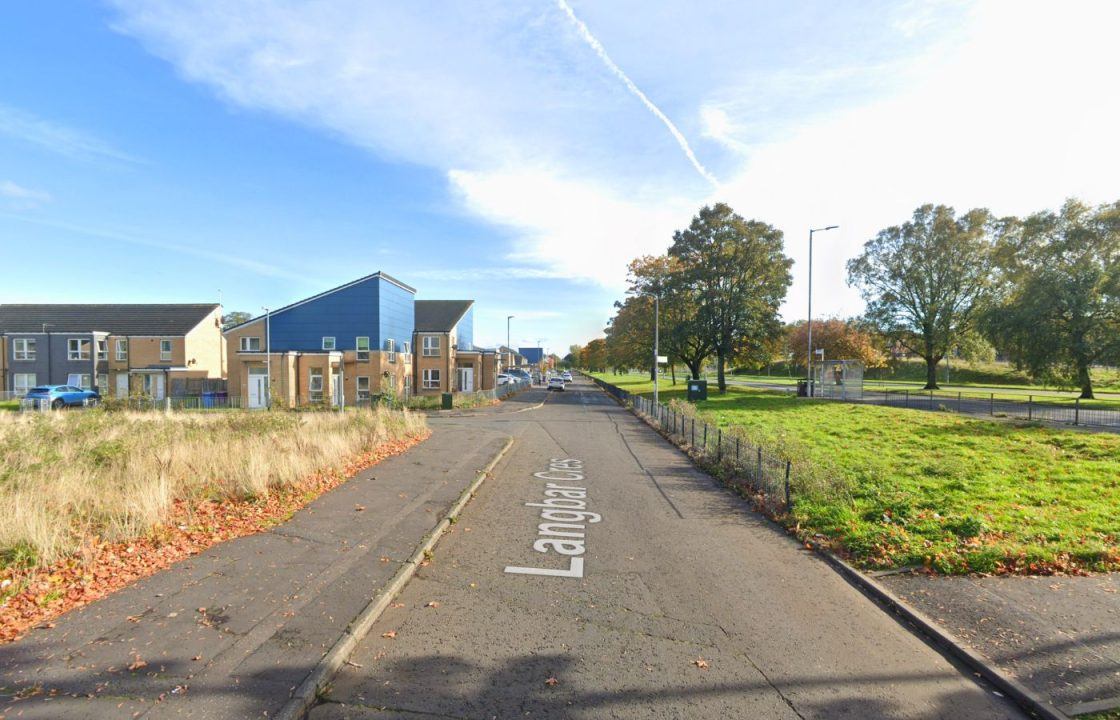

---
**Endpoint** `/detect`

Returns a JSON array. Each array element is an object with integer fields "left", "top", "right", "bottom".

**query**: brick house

[
  {"left": 0, "top": 304, "right": 224, "bottom": 398},
  {"left": 413, "top": 300, "right": 498, "bottom": 394}
]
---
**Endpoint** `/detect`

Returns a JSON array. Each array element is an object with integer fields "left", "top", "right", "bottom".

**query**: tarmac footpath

[{"left": 0, "top": 422, "right": 512, "bottom": 720}]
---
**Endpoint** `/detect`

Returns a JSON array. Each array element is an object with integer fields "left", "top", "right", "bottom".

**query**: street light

[
  {"left": 807, "top": 225, "right": 838, "bottom": 397},
  {"left": 263, "top": 306, "right": 271, "bottom": 410},
  {"left": 506, "top": 315, "right": 514, "bottom": 371}
]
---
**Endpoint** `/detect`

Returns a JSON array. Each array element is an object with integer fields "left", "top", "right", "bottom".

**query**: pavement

[
  {"left": 311, "top": 377, "right": 1024, "bottom": 719},
  {"left": 881, "top": 572, "right": 1120, "bottom": 717},
  {"left": 0, "top": 422, "right": 512, "bottom": 719}
]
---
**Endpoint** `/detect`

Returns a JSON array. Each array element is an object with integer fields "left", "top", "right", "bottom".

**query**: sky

[{"left": 2, "top": 1, "right": 1118, "bottom": 355}]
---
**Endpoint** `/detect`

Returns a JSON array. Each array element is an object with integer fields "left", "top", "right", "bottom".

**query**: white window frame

[
  {"left": 421, "top": 335, "right": 440, "bottom": 357},
  {"left": 422, "top": 368, "right": 441, "bottom": 389},
  {"left": 356, "top": 336, "right": 370, "bottom": 361},
  {"left": 309, "top": 368, "right": 324, "bottom": 402},
  {"left": 385, "top": 338, "right": 396, "bottom": 363},
  {"left": 160, "top": 339, "right": 172, "bottom": 361},
  {"left": 13, "top": 338, "right": 35, "bottom": 361},
  {"left": 404, "top": 373, "right": 412, "bottom": 396},
  {"left": 68, "top": 338, "right": 89, "bottom": 361},
  {"left": 97, "top": 373, "right": 108, "bottom": 391},
  {"left": 402, "top": 341, "right": 412, "bottom": 356},
  {"left": 13, "top": 373, "right": 36, "bottom": 396},
  {"left": 321, "top": 336, "right": 336, "bottom": 351},
  {"left": 96, "top": 338, "right": 108, "bottom": 361},
  {"left": 115, "top": 338, "right": 128, "bottom": 361},
  {"left": 68, "top": 373, "right": 92, "bottom": 390},
  {"left": 240, "top": 336, "right": 262, "bottom": 352},
  {"left": 356, "top": 375, "right": 371, "bottom": 400}
]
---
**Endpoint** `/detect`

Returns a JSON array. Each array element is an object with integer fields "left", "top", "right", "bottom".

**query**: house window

[
  {"left": 97, "top": 373, "right": 108, "bottom": 391},
  {"left": 240, "top": 336, "right": 261, "bottom": 352},
  {"left": 160, "top": 339, "right": 172, "bottom": 361},
  {"left": 68, "top": 338, "right": 89, "bottom": 360},
  {"left": 67, "top": 373, "right": 92, "bottom": 389},
  {"left": 422, "top": 335, "right": 440, "bottom": 357},
  {"left": 13, "top": 338, "right": 35, "bottom": 361},
  {"left": 385, "top": 338, "right": 396, "bottom": 363},
  {"left": 322, "top": 336, "right": 336, "bottom": 351},
  {"left": 356, "top": 376, "right": 371, "bottom": 400},
  {"left": 309, "top": 368, "right": 324, "bottom": 402},
  {"left": 422, "top": 368, "right": 441, "bottom": 389},
  {"left": 96, "top": 339, "right": 108, "bottom": 361},
  {"left": 356, "top": 336, "right": 370, "bottom": 361},
  {"left": 404, "top": 373, "right": 412, "bottom": 397},
  {"left": 115, "top": 338, "right": 128, "bottom": 361},
  {"left": 13, "top": 373, "right": 35, "bottom": 396},
  {"left": 402, "top": 341, "right": 411, "bottom": 356}
]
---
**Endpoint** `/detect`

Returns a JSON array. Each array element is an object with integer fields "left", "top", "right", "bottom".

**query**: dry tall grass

[{"left": 0, "top": 407, "right": 426, "bottom": 568}]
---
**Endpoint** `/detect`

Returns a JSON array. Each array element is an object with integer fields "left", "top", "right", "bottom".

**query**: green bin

[
  {"left": 441, "top": 392, "right": 453, "bottom": 410},
  {"left": 687, "top": 379, "right": 707, "bottom": 401}
]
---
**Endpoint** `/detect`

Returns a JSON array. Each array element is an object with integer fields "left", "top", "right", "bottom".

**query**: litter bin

[
  {"left": 797, "top": 379, "right": 809, "bottom": 397},
  {"left": 687, "top": 379, "right": 708, "bottom": 401},
  {"left": 201, "top": 391, "right": 216, "bottom": 409},
  {"left": 441, "top": 392, "right": 453, "bottom": 410}
]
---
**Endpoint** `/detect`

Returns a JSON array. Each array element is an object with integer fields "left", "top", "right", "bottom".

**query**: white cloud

[
  {"left": 0, "top": 180, "right": 51, "bottom": 208},
  {"left": 0, "top": 104, "right": 140, "bottom": 164}
]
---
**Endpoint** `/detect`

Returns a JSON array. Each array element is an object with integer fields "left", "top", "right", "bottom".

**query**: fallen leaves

[
  {"left": 425, "top": 601, "right": 440, "bottom": 608},
  {"left": 692, "top": 657, "right": 710, "bottom": 670},
  {"left": 128, "top": 656, "right": 148, "bottom": 672},
  {"left": 0, "top": 431, "right": 430, "bottom": 644},
  {"left": 381, "top": 630, "right": 397, "bottom": 639},
  {"left": 544, "top": 677, "right": 559, "bottom": 686}
]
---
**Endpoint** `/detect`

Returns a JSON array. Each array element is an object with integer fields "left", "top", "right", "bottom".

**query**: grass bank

[
  {"left": 592, "top": 372, "right": 1120, "bottom": 575},
  {"left": 0, "top": 407, "right": 426, "bottom": 569}
]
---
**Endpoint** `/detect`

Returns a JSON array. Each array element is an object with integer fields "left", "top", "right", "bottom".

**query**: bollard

[
  {"left": 784, "top": 461, "right": 792, "bottom": 507},
  {"left": 957, "top": 391, "right": 962, "bottom": 413},
  {"left": 703, "top": 423, "right": 708, "bottom": 452},
  {"left": 736, "top": 436, "right": 740, "bottom": 464},
  {"left": 756, "top": 446, "right": 762, "bottom": 481},
  {"left": 1028, "top": 395, "right": 1033, "bottom": 421},
  {"left": 1074, "top": 397, "right": 1080, "bottom": 426},
  {"left": 990, "top": 392, "right": 994, "bottom": 415},
  {"left": 717, "top": 428, "right": 722, "bottom": 462}
]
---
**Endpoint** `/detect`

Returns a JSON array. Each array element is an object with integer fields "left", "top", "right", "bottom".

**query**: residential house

[
  {"left": 0, "top": 304, "right": 225, "bottom": 398},
  {"left": 414, "top": 300, "right": 498, "bottom": 394},
  {"left": 224, "top": 272, "right": 416, "bottom": 408}
]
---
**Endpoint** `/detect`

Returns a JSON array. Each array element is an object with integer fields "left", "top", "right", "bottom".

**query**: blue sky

[{"left": 2, "top": 2, "right": 1118, "bottom": 354}]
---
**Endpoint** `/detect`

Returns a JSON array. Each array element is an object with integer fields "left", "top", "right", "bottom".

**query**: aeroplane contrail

[{"left": 555, "top": 0, "right": 720, "bottom": 188}]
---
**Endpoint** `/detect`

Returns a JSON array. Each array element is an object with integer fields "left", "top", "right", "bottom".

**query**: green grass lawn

[
  {"left": 0, "top": 400, "right": 19, "bottom": 412},
  {"left": 592, "top": 372, "right": 1120, "bottom": 575}
]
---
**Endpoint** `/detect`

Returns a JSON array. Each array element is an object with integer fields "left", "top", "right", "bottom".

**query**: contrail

[{"left": 556, "top": 0, "right": 720, "bottom": 188}]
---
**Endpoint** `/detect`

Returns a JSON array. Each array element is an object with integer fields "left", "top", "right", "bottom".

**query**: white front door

[
  {"left": 116, "top": 373, "right": 129, "bottom": 398},
  {"left": 151, "top": 374, "right": 165, "bottom": 401},
  {"left": 332, "top": 373, "right": 343, "bottom": 407},
  {"left": 248, "top": 369, "right": 267, "bottom": 409},
  {"left": 458, "top": 367, "right": 474, "bottom": 392}
]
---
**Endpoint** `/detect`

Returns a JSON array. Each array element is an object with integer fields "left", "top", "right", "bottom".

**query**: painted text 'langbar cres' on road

[{"left": 504, "top": 458, "right": 596, "bottom": 578}]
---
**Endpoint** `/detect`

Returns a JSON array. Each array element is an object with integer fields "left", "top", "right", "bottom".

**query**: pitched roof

[
  {"left": 0, "top": 304, "right": 219, "bottom": 335},
  {"left": 414, "top": 300, "right": 473, "bottom": 332},
  {"left": 223, "top": 271, "right": 417, "bottom": 333}
]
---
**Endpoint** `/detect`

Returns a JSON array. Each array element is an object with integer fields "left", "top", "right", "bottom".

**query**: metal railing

[
  {"left": 588, "top": 375, "right": 794, "bottom": 513},
  {"left": 864, "top": 388, "right": 1120, "bottom": 429}
]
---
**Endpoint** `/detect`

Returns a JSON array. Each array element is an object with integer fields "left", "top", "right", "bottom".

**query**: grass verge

[
  {"left": 0, "top": 407, "right": 427, "bottom": 642},
  {"left": 593, "top": 372, "right": 1120, "bottom": 576}
]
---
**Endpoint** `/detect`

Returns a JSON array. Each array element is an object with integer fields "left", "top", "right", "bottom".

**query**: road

[{"left": 312, "top": 377, "right": 1023, "bottom": 719}]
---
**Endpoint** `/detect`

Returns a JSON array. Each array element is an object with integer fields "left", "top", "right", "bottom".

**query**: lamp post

[
  {"left": 807, "top": 225, "right": 838, "bottom": 396},
  {"left": 263, "top": 306, "right": 271, "bottom": 410},
  {"left": 652, "top": 292, "right": 660, "bottom": 407},
  {"left": 506, "top": 315, "right": 514, "bottom": 371}
]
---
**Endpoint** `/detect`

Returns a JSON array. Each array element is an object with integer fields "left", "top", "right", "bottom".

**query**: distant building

[
  {"left": 0, "top": 303, "right": 224, "bottom": 398},
  {"left": 519, "top": 347, "right": 544, "bottom": 366}
]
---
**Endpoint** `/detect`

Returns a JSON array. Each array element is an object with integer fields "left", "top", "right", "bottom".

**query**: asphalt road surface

[{"left": 312, "top": 377, "right": 1024, "bottom": 719}]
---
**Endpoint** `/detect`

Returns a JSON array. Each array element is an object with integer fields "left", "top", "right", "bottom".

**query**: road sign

[{"left": 657, "top": 355, "right": 668, "bottom": 364}]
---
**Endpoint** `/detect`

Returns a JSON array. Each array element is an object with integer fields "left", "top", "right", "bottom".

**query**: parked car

[
  {"left": 510, "top": 369, "right": 532, "bottom": 382},
  {"left": 496, "top": 373, "right": 512, "bottom": 386},
  {"left": 24, "top": 385, "right": 100, "bottom": 409},
  {"left": 547, "top": 377, "right": 566, "bottom": 392},
  {"left": 561, "top": 371, "right": 573, "bottom": 382}
]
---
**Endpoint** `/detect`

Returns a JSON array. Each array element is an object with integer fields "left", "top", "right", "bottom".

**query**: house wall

[
  {"left": 481, "top": 353, "right": 499, "bottom": 391},
  {"left": 377, "top": 278, "right": 415, "bottom": 356},
  {"left": 184, "top": 306, "right": 226, "bottom": 378},
  {"left": 3, "top": 333, "right": 108, "bottom": 389},
  {"left": 414, "top": 332, "right": 452, "bottom": 394},
  {"left": 456, "top": 305, "right": 474, "bottom": 351},
  {"left": 127, "top": 336, "right": 186, "bottom": 368}
]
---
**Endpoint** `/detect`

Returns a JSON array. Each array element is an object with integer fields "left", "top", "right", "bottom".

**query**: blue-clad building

[
  {"left": 224, "top": 272, "right": 496, "bottom": 407},
  {"left": 519, "top": 347, "right": 544, "bottom": 366}
]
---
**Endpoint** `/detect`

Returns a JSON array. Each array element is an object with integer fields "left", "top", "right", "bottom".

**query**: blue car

[{"left": 24, "top": 385, "right": 101, "bottom": 409}]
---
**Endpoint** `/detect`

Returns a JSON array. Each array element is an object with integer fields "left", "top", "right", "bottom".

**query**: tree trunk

[
  {"left": 684, "top": 359, "right": 702, "bottom": 380},
  {"left": 716, "top": 350, "right": 727, "bottom": 393},
  {"left": 1077, "top": 362, "right": 1094, "bottom": 399},
  {"left": 670, "top": 363, "right": 677, "bottom": 385},
  {"left": 923, "top": 356, "right": 940, "bottom": 390}
]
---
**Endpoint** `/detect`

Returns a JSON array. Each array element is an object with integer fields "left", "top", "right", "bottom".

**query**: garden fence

[
  {"left": 587, "top": 374, "right": 794, "bottom": 513},
  {"left": 864, "top": 388, "right": 1120, "bottom": 429}
]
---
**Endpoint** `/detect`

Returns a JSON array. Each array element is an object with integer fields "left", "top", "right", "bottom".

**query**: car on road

[
  {"left": 496, "top": 373, "right": 512, "bottom": 386},
  {"left": 509, "top": 369, "right": 532, "bottom": 383},
  {"left": 561, "top": 371, "right": 573, "bottom": 382},
  {"left": 547, "top": 377, "right": 566, "bottom": 391},
  {"left": 24, "top": 385, "right": 100, "bottom": 409}
]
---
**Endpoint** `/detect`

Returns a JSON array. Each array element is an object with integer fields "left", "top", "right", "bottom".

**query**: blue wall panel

[
  {"left": 378, "top": 278, "right": 415, "bottom": 351},
  {"left": 456, "top": 305, "right": 474, "bottom": 350},
  {"left": 519, "top": 347, "right": 544, "bottom": 364},
  {"left": 267, "top": 274, "right": 416, "bottom": 352}
]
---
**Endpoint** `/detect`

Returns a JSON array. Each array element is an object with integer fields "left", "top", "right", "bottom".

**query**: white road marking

[{"left": 504, "top": 459, "right": 596, "bottom": 579}]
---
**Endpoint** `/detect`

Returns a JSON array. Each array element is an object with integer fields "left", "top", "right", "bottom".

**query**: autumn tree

[
  {"left": 984, "top": 199, "right": 1120, "bottom": 398},
  {"left": 222, "top": 311, "right": 252, "bottom": 329},
  {"left": 785, "top": 318, "right": 887, "bottom": 370},
  {"left": 847, "top": 204, "right": 995, "bottom": 390},
  {"left": 669, "top": 204, "right": 792, "bottom": 392},
  {"left": 580, "top": 338, "right": 608, "bottom": 372},
  {"left": 605, "top": 295, "right": 654, "bottom": 374}
]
